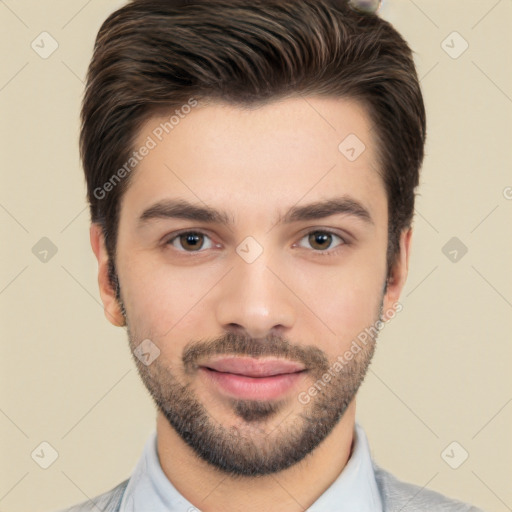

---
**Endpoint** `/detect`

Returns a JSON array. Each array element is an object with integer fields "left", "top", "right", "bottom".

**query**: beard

[{"left": 123, "top": 300, "right": 383, "bottom": 477}]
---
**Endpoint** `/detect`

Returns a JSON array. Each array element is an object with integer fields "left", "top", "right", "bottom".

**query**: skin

[{"left": 90, "top": 96, "right": 412, "bottom": 511}]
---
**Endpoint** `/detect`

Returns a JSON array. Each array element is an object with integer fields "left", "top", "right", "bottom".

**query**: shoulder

[
  {"left": 56, "top": 479, "right": 129, "bottom": 512},
  {"left": 373, "top": 464, "right": 485, "bottom": 512}
]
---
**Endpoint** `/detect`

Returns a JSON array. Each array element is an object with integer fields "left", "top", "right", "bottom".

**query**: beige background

[{"left": 1, "top": 1, "right": 511, "bottom": 511}]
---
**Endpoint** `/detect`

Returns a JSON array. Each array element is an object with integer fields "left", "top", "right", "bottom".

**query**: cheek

[
  {"left": 319, "top": 277, "right": 383, "bottom": 347},
  {"left": 292, "top": 254, "right": 385, "bottom": 354},
  {"left": 121, "top": 260, "right": 217, "bottom": 340}
]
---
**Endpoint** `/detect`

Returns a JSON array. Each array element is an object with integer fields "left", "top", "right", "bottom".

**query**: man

[{"left": 60, "top": 0, "right": 484, "bottom": 510}]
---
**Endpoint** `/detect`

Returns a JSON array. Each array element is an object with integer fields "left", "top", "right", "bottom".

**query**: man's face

[{"left": 94, "top": 96, "right": 408, "bottom": 475}]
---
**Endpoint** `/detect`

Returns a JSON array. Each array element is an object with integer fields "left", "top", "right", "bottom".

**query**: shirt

[{"left": 119, "top": 422, "right": 383, "bottom": 511}]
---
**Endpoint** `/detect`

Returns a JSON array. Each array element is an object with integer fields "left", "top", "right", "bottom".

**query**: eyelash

[{"left": 163, "top": 229, "right": 349, "bottom": 257}]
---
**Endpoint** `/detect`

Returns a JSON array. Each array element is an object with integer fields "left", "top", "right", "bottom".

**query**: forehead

[{"left": 121, "top": 96, "right": 386, "bottom": 227}]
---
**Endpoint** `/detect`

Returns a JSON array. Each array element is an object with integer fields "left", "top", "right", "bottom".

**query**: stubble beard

[{"left": 124, "top": 304, "right": 382, "bottom": 476}]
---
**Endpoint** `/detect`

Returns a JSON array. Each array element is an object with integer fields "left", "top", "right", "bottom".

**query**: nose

[{"left": 215, "top": 251, "right": 296, "bottom": 340}]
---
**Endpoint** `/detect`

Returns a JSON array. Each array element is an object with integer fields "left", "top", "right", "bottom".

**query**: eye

[
  {"left": 166, "top": 231, "right": 215, "bottom": 252},
  {"left": 297, "top": 230, "right": 346, "bottom": 252}
]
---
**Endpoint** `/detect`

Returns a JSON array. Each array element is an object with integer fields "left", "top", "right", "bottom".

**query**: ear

[
  {"left": 383, "top": 228, "right": 413, "bottom": 311},
  {"left": 89, "top": 223, "right": 125, "bottom": 327}
]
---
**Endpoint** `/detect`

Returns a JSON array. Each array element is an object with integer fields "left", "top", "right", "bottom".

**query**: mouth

[{"left": 199, "top": 356, "right": 307, "bottom": 401}]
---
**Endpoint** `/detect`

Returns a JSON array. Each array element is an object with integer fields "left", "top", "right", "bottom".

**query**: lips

[
  {"left": 202, "top": 356, "right": 305, "bottom": 377},
  {"left": 199, "top": 356, "right": 307, "bottom": 400}
]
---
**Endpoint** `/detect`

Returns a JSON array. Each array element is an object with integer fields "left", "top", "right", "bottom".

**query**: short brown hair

[{"left": 81, "top": 0, "right": 426, "bottom": 284}]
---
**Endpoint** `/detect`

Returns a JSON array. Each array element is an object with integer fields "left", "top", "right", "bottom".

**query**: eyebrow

[{"left": 138, "top": 196, "right": 374, "bottom": 227}]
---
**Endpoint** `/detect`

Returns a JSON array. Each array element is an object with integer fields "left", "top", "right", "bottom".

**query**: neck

[{"left": 156, "top": 401, "right": 356, "bottom": 512}]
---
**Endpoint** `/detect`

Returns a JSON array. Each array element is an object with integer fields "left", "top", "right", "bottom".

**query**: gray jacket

[{"left": 59, "top": 464, "right": 484, "bottom": 511}]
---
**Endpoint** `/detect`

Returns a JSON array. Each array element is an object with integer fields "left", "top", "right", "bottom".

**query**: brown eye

[
  {"left": 309, "top": 231, "right": 332, "bottom": 250},
  {"left": 298, "top": 230, "right": 345, "bottom": 252},
  {"left": 180, "top": 232, "right": 204, "bottom": 251},
  {"left": 167, "top": 231, "right": 213, "bottom": 252}
]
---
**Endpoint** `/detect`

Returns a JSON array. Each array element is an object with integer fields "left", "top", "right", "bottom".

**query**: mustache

[{"left": 182, "top": 331, "right": 329, "bottom": 373}]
